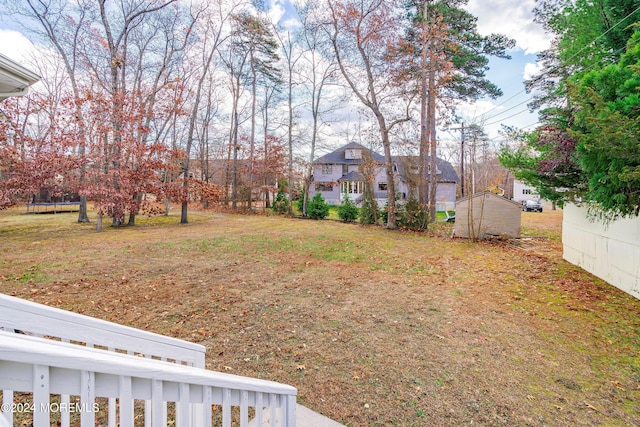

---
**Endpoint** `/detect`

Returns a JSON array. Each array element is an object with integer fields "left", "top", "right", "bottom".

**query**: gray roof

[
  {"left": 339, "top": 171, "right": 364, "bottom": 182},
  {"left": 392, "top": 155, "right": 459, "bottom": 183},
  {"left": 314, "top": 142, "right": 385, "bottom": 165},
  {"left": 456, "top": 190, "right": 521, "bottom": 207},
  {"left": 314, "top": 142, "right": 459, "bottom": 184}
]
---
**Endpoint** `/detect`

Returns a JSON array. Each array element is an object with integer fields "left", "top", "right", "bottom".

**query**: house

[
  {"left": 0, "top": 53, "right": 40, "bottom": 102},
  {"left": 310, "top": 142, "right": 459, "bottom": 207},
  {"left": 393, "top": 155, "right": 459, "bottom": 211},
  {"left": 512, "top": 179, "right": 539, "bottom": 203},
  {"left": 454, "top": 191, "right": 522, "bottom": 239}
]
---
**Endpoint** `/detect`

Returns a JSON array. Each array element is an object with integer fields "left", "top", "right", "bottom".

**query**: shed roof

[{"left": 456, "top": 191, "right": 522, "bottom": 208}]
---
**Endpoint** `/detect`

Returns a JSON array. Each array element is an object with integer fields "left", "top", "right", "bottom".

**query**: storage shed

[{"left": 454, "top": 191, "right": 522, "bottom": 239}]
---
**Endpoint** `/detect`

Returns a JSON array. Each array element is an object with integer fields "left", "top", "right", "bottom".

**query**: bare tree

[
  {"left": 297, "top": 0, "right": 341, "bottom": 217},
  {"left": 10, "top": 0, "right": 186, "bottom": 229},
  {"left": 259, "top": 79, "right": 284, "bottom": 208},
  {"left": 327, "top": 0, "right": 415, "bottom": 229},
  {"left": 180, "top": 0, "right": 239, "bottom": 223},
  {"left": 274, "top": 30, "right": 301, "bottom": 214},
  {"left": 13, "top": 0, "right": 95, "bottom": 223}
]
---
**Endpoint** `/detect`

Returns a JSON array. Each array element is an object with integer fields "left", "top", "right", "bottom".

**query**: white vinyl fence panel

[{"left": 563, "top": 203, "right": 640, "bottom": 300}]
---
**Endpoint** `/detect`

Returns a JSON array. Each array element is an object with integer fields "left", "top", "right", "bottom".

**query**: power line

[
  {"left": 469, "top": 4, "right": 640, "bottom": 126},
  {"left": 480, "top": 97, "right": 532, "bottom": 121},
  {"left": 484, "top": 107, "right": 532, "bottom": 127}
]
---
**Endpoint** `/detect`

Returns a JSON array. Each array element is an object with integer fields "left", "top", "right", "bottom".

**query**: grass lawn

[{"left": 1, "top": 207, "right": 639, "bottom": 426}]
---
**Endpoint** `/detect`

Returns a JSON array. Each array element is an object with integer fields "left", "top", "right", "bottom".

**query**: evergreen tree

[
  {"left": 402, "top": 0, "right": 514, "bottom": 221},
  {"left": 501, "top": 1, "right": 640, "bottom": 218},
  {"left": 399, "top": 197, "right": 429, "bottom": 230},
  {"left": 272, "top": 186, "right": 289, "bottom": 214},
  {"left": 359, "top": 198, "right": 378, "bottom": 225},
  {"left": 307, "top": 193, "right": 330, "bottom": 220},
  {"left": 337, "top": 192, "right": 359, "bottom": 222},
  {"left": 570, "top": 29, "right": 640, "bottom": 217}
]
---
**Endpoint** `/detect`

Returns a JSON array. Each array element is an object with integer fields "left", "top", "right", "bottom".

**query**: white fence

[
  {"left": 563, "top": 203, "right": 640, "bottom": 300},
  {"left": 0, "top": 293, "right": 297, "bottom": 426}
]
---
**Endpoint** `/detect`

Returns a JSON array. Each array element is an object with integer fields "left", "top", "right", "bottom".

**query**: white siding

[
  {"left": 512, "top": 180, "right": 539, "bottom": 203},
  {"left": 563, "top": 204, "right": 640, "bottom": 300},
  {"left": 311, "top": 164, "right": 341, "bottom": 205}
]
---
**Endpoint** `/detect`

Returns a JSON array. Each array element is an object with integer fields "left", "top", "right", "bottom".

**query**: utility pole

[
  {"left": 460, "top": 122, "right": 465, "bottom": 197},
  {"left": 450, "top": 123, "right": 465, "bottom": 197}
]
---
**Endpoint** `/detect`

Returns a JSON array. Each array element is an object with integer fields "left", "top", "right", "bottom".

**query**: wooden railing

[{"left": 0, "top": 293, "right": 296, "bottom": 427}]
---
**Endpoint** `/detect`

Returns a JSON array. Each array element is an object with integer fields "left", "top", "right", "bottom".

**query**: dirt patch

[{"left": 1, "top": 207, "right": 639, "bottom": 426}]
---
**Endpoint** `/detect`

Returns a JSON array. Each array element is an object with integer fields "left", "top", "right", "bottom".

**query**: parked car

[{"left": 522, "top": 199, "right": 543, "bottom": 212}]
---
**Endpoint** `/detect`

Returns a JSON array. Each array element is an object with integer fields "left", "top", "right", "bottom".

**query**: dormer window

[
  {"left": 427, "top": 165, "right": 442, "bottom": 175},
  {"left": 344, "top": 148, "right": 362, "bottom": 159}
]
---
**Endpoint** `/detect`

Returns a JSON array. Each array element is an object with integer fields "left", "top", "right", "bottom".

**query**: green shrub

[
  {"left": 399, "top": 198, "right": 428, "bottom": 230},
  {"left": 307, "top": 193, "right": 330, "bottom": 220},
  {"left": 380, "top": 201, "right": 389, "bottom": 224},
  {"left": 337, "top": 193, "right": 359, "bottom": 222},
  {"left": 359, "top": 198, "right": 377, "bottom": 224},
  {"left": 272, "top": 188, "right": 289, "bottom": 214},
  {"left": 380, "top": 199, "right": 401, "bottom": 226},
  {"left": 380, "top": 201, "right": 398, "bottom": 224},
  {"left": 295, "top": 195, "right": 305, "bottom": 214}
]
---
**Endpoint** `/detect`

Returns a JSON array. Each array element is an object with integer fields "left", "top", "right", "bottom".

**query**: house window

[
  {"left": 316, "top": 182, "right": 333, "bottom": 192},
  {"left": 342, "top": 164, "right": 348, "bottom": 174},
  {"left": 523, "top": 189, "right": 532, "bottom": 195},
  {"left": 345, "top": 149, "right": 362, "bottom": 159},
  {"left": 340, "top": 181, "right": 363, "bottom": 194},
  {"left": 322, "top": 165, "right": 332, "bottom": 175},
  {"left": 378, "top": 182, "right": 387, "bottom": 191}
]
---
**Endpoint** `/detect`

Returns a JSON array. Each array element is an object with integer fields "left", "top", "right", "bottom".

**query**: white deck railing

[{"left": 0, "top": 293, "right": 296, "bottom": 427}]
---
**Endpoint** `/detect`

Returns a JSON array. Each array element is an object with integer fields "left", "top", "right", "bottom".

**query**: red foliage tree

[
  {"left": 77, "top": 89, "right": 181, "bottom": 229},
  {"left": 253, "top": 134, "right": 287, "bottom": 206},
  {"left": 0, "top": 94, "right": 81, "bottom": 209}
]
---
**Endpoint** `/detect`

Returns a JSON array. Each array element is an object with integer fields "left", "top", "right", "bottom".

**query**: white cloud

[
  {"left": 466, "top": 0, "right": 552, "bottom": 55},
  {"left": 523, "top": 62, "right": 542, "bottom": 81},
  {"left": 281, "top": 17, "right": 301, "bottom": 30},
  {"left": 267, "top": 0, "right": 287, "bottom": 26},
  {"left": 0, "top": 29, "right": 36, "bottom": 63}
]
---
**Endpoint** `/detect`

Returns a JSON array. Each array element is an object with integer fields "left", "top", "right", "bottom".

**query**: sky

[
  {"left": 0, "top": 0, "right": 552, "bottom": 145},
  {"left": 462, "top": 0, "right": 552, "bottom": 142},
  {"left": 266, "top": 0, "right": 553, "bottom": 144}
]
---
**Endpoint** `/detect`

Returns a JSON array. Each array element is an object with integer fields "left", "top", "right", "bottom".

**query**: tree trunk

[
  {"left": 287, "top": 76, "right": 294, "bottom": 215},
  {"left": 232, "top": 109, "right": 239, "bottom": 210},
  {"left": 428, "top": 66, "right": 438, "bottom": 223},
  {"left": 248, "top": 55, "right": 257, "bottom": 211},
  {"left": 377, "top": 123, "right": 397, "bottom": 229},
  {"left": 419, "top": 0, "right": 429, "bottom": 207},
  {"left": 78, "top": 195, "right": 89, "bottom": 223}
]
